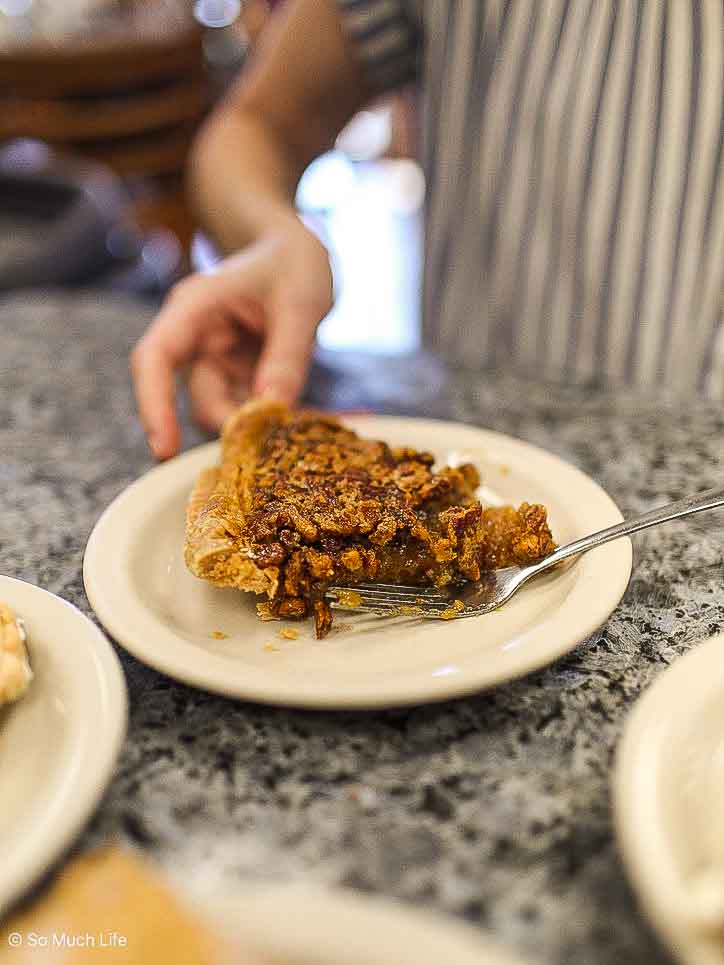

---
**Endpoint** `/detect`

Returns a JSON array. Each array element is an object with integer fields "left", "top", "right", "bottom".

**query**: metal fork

[{"left": 326, "top": 486, "right": 724, "bottom": 619}]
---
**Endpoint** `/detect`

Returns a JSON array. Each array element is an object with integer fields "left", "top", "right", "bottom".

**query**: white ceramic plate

[
  {"left": 0, "top": 576, "right": 127, "bottom": 916},
  {"left": 614, "top": 633, "right": 724, "bottom": 965},
  {"left": 208, "top": 884, "right": 530, "bottom": 965},
  {"left": 84, "top": 416, "right": 631, "bottom": 709}
]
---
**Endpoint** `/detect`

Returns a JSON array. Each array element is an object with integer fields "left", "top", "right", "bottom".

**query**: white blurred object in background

[{"left": 297, "top": 147, "right": 424, "bottom": 356}]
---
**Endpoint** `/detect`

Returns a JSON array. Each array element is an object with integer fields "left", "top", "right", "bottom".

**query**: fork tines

[{"left": 327, "top": 583, "right": 452, "bottom": 615}]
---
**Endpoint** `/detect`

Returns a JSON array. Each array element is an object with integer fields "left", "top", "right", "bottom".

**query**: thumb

[{"left": 253, "top": 302, "right": 319, "bottom": 403}]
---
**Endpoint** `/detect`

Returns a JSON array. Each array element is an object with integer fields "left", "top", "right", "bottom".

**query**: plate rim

[
  {"left": 84, "top": 415, "right": 632, "bottom": 709},
  {"left": 613, "top": 633, "right": 724, "bottom": 965},
  {"left": 206, "top": 882, "right": 530, "bottom": 965},
  {"left": 0, "top": 576, "right": 128, "bottom": 916}
]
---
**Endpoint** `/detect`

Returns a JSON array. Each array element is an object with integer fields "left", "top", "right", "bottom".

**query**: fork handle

[{"left": 527, "top": 485, "right": 724, "bottom": 576}]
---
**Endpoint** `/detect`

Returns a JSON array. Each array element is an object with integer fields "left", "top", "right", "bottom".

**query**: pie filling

[{"left": 185, "top": 402, "right": 555, "bottom": 639}]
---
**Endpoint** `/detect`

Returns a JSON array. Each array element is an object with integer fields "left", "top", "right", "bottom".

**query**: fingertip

[
  {"left": 148, "top": 434, "right": 164, "bottom": 460},
  {"left": 130, "top": 338, "right": 182, "bottom": 459},
  {"left": 147, "top": 414, "right": 181, "bottom": 461},
  {"left": 252, "top": 369, "right": 302, "bottom": 406},
  {"left": 147, "top": 434, "right": 170, "bottom": 462},
  {"left": 148, "top": 436, "right": 169, "bottom": 461}
]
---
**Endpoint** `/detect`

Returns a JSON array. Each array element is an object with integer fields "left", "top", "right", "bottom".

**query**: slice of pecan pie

[
  {"left": 0, "top": 603, "right": 33, "bottom": 706},
  {"left": 184, "top": 400, "right": 555, "bottom": 638}
]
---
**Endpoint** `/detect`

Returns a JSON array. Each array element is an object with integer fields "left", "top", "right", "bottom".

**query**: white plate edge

[
  {"left": 0, "top": 576, "right": 128, "bottom": 916},
  {"left": 612, "top": 632, "right": 724, "bottom": 965}
]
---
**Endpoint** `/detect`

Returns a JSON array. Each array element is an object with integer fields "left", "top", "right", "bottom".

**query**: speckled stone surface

[{"left": 4, "top": 290, "right": 724, "bottom": 964}]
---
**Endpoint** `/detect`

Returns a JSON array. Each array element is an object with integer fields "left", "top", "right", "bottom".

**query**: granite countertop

[{"left": 4, "top": 290, "right": 724, "bottom": 964}]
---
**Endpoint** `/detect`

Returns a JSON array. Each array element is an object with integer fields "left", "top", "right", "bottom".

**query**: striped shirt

[{"left": 337, "top": 0, "right": 724, "bottom": 396}]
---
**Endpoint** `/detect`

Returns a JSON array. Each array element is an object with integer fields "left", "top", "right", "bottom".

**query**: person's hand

[{"left": 130, "top": 220, "right": 333, "bottom": 460}]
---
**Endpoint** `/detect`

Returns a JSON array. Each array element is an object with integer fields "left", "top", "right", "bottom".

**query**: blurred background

[{"left": 0, "top": 0, "right": 422, "bottom": 354}]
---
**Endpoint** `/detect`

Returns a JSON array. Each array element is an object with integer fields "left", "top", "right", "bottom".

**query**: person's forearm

[
  {"left": 188, "top": 103, "right": 307, "bottom": 254},
  {"left": 187, "top": 0, "right": 367, "bottom": 255}
]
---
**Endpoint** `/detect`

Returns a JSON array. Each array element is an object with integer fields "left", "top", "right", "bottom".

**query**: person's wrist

[
  {"left": 265, "top": 213, "right": 332, "bottom": 278},
  {"left": 263, "top": 206, "right": 321, "bottom": 248}
]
